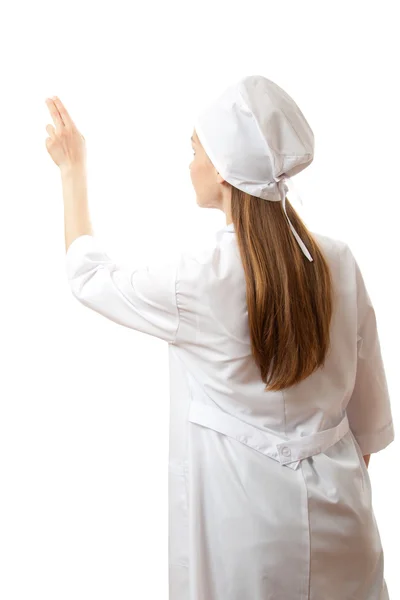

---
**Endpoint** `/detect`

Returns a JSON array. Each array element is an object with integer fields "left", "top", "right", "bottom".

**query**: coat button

[{"left": 281, "top": 446, "right": 291, "bottom": 457}]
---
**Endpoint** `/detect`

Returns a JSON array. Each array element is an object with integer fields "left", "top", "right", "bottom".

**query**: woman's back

[{"left": 165, "top": 223, "right": 394, "bottom": 599}]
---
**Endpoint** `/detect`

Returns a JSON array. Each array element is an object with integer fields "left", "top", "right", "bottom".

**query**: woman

[{"left": 45, "top": 75, "right": 395, "bottom": 599}]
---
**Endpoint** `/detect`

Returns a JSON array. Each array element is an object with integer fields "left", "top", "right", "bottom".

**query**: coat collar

[
  {"left": 216, "top": 222, "right": 235, "bottom": 242},
  {"left": 220, "top": 222, "right": 235, "bottom": 233}
]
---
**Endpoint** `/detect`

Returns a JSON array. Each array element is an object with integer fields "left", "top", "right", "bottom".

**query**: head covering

[{"left": 194, "top": 75, "right": 315, "bottom": 262}]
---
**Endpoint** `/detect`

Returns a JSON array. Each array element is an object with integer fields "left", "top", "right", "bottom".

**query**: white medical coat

[{"left": 65, "top": 222, "right": 395, "bottom": 600}]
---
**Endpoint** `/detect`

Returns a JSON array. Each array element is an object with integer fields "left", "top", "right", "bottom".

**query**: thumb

[{"left": 46, "top": 124, "right": 56, "bottom": 139}]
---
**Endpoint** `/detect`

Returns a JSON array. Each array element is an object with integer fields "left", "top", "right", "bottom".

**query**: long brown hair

[{"left": 230, "top": 184, "right": 333, "bottom": 392}]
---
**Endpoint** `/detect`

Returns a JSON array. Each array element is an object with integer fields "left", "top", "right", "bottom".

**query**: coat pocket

[{"left": 168, "top": 462, "right": 189, "bottom": 568}]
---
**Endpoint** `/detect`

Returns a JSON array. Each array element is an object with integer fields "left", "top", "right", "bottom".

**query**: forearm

[{"left": 61, "top": 164, "right": 93, "bottom": 253}]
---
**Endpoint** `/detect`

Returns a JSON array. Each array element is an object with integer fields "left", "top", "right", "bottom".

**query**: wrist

[{"left": 60, "top": 162, "right": 86, "bottom": 179}]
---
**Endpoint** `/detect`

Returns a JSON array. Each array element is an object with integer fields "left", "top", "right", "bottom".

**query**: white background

[{"left": 1, "top": 0, "right": 399, "bottom": 598}]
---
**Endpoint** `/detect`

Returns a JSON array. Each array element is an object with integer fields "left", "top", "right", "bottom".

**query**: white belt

[{"left": 188, "top": 400, "right": 350, "bottom": 470}]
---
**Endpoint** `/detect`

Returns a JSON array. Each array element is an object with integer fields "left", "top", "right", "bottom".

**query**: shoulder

[
  {"left": 175, "top": 235, "right": 240, "bottom": 294},
  {"left": 310, "top": 230, "right": 358, "bottom": 269},
  {"left": 311, "top": 230, "right": 349, "bottom": 253}
]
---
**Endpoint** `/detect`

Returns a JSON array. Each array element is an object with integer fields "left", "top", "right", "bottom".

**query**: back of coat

[{"left": 166, "top": 222, "right": 394, "bottom": 600}]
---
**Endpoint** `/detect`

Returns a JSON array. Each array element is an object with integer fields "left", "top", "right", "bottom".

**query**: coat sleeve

[
  {"left": 346, "top": 253, "right": 395, "bottom": 455},
  {"left": 65, "top": 234, "right": 180, "bottom": 343}
]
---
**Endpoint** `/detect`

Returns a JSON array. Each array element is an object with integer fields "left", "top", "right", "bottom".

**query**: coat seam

[
  {"left": 299, "top": 462, "right": 311, "bottom": 600},
  {"left": 170, "top": 259, "right": 182, "bottom": 345},
  {"left": 282, "top": 389, "right": 287, "bottom": 437}
]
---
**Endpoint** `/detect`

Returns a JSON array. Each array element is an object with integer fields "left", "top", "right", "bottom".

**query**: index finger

[{"left": 52, "top": 96, "right": 75, "bottom": 128}]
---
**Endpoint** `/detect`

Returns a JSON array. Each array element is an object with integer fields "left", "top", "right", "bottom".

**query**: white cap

[{"left": 194, "top": 75, "right": 314, "bottom": 262}]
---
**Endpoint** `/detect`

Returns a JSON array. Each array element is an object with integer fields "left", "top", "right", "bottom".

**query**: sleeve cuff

[
  {"left": 354, "top": 420, "right": 395, "bottom": 455},
  {"left": 65, "top": 234, "right": 98, "bottom": 280}
]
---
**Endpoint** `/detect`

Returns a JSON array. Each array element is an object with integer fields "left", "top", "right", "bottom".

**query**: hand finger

[
  {"left": 46, "top": 98, "right": 65, "bottom": 130},
  {"left": 52, "top": 96, "right": 75, "bottom": 128},
  {"left": 46, "top": 124, "right": 56, "bottom": 139}
]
